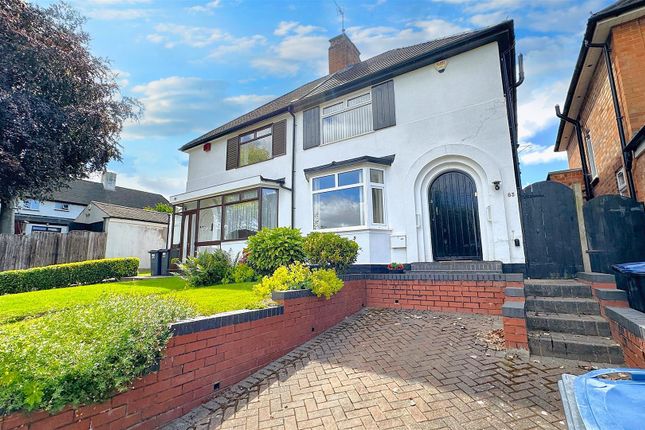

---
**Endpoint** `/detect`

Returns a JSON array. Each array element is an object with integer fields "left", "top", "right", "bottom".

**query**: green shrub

[
  {"left": 252, "top": 262, "right": 343, "bottom": 300},
  {"left": 223, "top": 264, "right": 257, "bottom": 284},
  {"left": 303, "top": 232, "right": 359, "bottom": 273},
  {"left": 246, "top": 227, "right": 305, "bottom": 276},
  {"left": 0, "top": 294, "right": 195, "bottom": 414},
  {"left": 0, "top": 258, "right": 139, "bottom": 295},
  {"left": 310, "top": 269, "right": 344, "bottom": 299},
  {"left": 175, "top": 250, "right": 231, "bottom": 287}
]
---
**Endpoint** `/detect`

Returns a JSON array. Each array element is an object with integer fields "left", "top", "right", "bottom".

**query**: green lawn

[{"left": 0, "top": 277, "right": 262, "bottom": 326}]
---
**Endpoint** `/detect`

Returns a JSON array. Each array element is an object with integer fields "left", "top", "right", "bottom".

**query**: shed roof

[{"left": 90, "top": 201, "right": 170, "bottom": 224}]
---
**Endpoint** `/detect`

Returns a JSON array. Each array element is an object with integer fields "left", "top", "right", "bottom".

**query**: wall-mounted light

[
  {"left": 434, "top": 60, "right": 448, "bottom": 73},
  {"left": 492, "top": 180, "right": 501, "bottom": 191}
]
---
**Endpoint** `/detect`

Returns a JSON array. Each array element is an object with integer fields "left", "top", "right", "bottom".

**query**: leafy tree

[
  {"left": 145, "top": 202, "right": 173, "bottom": 214},
  {"left": 0, "top": 0, "right": 140, "bottom": 233}
]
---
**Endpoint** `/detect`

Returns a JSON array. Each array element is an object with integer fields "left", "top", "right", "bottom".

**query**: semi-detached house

[{"left": 170, "top": 21, "right": 526, "bottom": 271}]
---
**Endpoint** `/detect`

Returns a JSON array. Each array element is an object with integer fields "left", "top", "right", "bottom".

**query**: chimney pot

[{"left": 328, "top": 33, "right": 360, "bottom": 74}]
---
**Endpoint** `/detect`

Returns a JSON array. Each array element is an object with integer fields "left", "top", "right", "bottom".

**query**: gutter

[
  {"left": 555, "top": 105, "right": 594, "bottom": 200},
  {"left": 288, "top": 106, "right": 297, "bottom": 228}
]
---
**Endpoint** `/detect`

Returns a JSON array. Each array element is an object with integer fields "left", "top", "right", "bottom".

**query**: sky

[{"left": 31, "top": 0, "right": 616, "bottom": 198}]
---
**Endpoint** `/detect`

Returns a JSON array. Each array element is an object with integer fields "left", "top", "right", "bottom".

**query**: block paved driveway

[{"left": 165, "top": 308, "right": 584, "bottom": 430}]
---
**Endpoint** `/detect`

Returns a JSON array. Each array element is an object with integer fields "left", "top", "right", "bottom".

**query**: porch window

[
  {"left": 239, "top": 126, "right": 272, "bottom": 167},
  {"left": 370, "top": 169, "right": 385, "bottom": 224},
  {"left": 322, "top": 93, "right": 372, "bottom": 144},
  {"left": 171, "top": 187, "right": 279, "bottom": 255}
]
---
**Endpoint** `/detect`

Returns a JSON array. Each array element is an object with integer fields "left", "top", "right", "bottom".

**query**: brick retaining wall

[
  {"left": 0, "top": 281, "right": 366, "bottom": 430},
  {"left": 1, "top": 274, "right": 525, "bottom": 429}
]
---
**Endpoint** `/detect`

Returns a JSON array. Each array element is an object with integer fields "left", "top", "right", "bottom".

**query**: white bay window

[{"left": 312, "top": 167, "right": 386, "bottom": 230}]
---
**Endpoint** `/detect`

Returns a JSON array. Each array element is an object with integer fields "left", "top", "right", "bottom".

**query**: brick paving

[{"left": 164, "top": 308, "right": 585, "bottom": 430}]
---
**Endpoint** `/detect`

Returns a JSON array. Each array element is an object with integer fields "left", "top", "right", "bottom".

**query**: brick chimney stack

[{"left": 328, "top": 33, "right": 360, "bottom": 74}]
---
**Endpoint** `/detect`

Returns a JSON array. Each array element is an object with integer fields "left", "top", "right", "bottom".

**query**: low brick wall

[
  {"left": 0, "top": 280, "right": 366, "bottom": 430},
  {"left": 1, "top": 273, "right": 525, "bottom": 429},
  {"left": 365, "top": 276, "right": 522, "bottom": 315},
  {"left": 606, "top": 307, "right": 645, "bottom": 368}
]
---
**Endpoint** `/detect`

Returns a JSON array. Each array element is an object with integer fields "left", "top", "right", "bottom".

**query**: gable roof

[
  {"left": 49, "top": 179, "right": 168, "bottom": 208},
  {"left": 180, "top": 21, "right": 516, "bottom": 152},
  {"left": 555, "top": 0, "right": 645, "bottom": 151},
  {"left": 90, "top": 201, "right": 170, "bottom": 224}
]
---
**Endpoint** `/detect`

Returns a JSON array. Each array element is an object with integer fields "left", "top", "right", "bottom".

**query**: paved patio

[{"left": 164, "top": 308, "right": 585, "bottom": 430}]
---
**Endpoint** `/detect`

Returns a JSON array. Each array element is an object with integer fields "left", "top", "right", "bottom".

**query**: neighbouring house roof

[
  {"left": 303, "top": 155, "right": 396, "bottom": 176},
  {"left": 180, "top": 21, "right": 516, "bottom": 152},
  {"left": 89, "top": 201, "right": 170, "bottom": 224},
  {"left": 555, "top": 0, "right": 645, "bottom": 151},
  {"left": 49, "top": 179, "right": 168, "bottom": 208}
]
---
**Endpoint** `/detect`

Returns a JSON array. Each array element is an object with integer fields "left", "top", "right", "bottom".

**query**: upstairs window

[
  {"left": 54, "top": 202, "right": 69, "bottom": 211},
  {"left": 22, "top": 199, "right": 40, "bottom": 211},
  {"left": 616, "top": 168, "right": 628, "bottom": 196},
  {"left": 239, "top": 126, "right": 272, "bottom": 167},
  {"left": 322, "top": 93, "right": 372, "bottom": 144},
  {"left": 584, "top": 130, "right": 598, "bottom": 179}
]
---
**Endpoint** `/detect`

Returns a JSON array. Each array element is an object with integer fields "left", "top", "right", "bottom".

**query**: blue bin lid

[
  {"left": 612, "top": 262, "right": 645, "bottom": 276},
  {"left": 574, "top": 368, "right": 645, "bottom": 430}
]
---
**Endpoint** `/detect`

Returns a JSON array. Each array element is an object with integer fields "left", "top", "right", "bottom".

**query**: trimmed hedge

[{"left": 0, "top": 258, "right": 139, "bottom": 295}]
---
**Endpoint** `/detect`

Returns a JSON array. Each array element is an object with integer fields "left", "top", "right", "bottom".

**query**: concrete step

[
  {"left": 526, "top": 312, "right": 611, "bottom": 337},
  {"left": 528, "top": 331, "right": 624, "bottom": 364},
  {"left": 524, "top": 280, "right": 592, "bottom": 298},
  {"left": 410, "top": 261, "right": 502, "bottom": 273},
  {"left": 525, "top": 297, "right": 601, "bottom": 315}
]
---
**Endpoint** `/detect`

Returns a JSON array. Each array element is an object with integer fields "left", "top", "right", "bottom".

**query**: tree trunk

[{"left": 0, "top": 198, "right": 16, "bottom": 234}]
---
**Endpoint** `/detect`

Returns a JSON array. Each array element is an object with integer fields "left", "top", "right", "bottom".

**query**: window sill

[{"left": 313, "top": 225, "right": 391, "bottom": 234}]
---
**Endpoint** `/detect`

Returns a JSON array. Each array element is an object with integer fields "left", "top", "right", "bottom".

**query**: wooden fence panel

[{"left": 0, "top": 231, "right": 107, "bottom": 271}]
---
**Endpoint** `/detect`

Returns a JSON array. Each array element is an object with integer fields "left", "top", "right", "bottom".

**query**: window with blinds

[{"left": 321, "top": 93, "right": 373, "bottom": 145}]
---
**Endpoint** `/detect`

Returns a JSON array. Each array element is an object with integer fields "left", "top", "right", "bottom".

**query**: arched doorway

[{"left": 429, "top": 171, "right": 482, "bottom": 261}]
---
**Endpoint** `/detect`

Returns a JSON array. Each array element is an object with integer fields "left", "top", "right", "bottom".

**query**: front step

[
  {"left": 528, "top": 331, "right": 623, "bottom": 364},
  {"left": 524, "top": 280, "right": 592, "bottom": 298},
  {"left": 410, "top": 261, "right": 502, "bottom": 273},
  {"left": 526, "top": 312, "right": 611, "bottom": 337},
  {"left": 525, "top": 297, "right": 601, "bottom": 315}
]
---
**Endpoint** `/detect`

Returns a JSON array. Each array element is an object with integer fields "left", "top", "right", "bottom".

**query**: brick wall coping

[
  {"left": 606, "top": 306, "right": 645, "bottom": 338},
  {"left": 577, "top": 272, "right": 616, "bottom": 283},
  {"left": 272, "top": 289, "right": 316, "bottom": 300},
  {"left": 171, "top": 306, "right": 284, "bottom": 336},
  {"left": 341, "top": 273, "right": 523, "bottom": 282},
  {"left": 502, "top": 301, "right": 525, "bottom": 318}
]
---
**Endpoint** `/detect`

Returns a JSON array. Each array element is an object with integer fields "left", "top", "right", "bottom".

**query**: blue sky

[{"left": 32, "top": 0, "right": 615, "bottom": 197}]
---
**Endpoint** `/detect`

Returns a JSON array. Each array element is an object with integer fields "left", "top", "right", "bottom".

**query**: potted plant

[{"left": 387, "top": 262, "right": 405, "bottom": 274}]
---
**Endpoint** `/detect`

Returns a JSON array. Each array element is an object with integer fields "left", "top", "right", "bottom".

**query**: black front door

[{"left": 429, "top": 171, "right": 482, "bottom": 261}]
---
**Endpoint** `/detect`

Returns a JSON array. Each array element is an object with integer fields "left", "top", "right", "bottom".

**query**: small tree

[
  {"left": 145, "top": 202, "right": 173, "bottom": 214},
  {"left": 0, "top": 1, "right": 140, "bottom": 233}
]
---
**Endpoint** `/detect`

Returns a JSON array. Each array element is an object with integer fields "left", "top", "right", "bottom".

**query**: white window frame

[
  {"left": 320, "top": 92, "right": 373, "bottom": 145},
  {"left": 22, "top": 199, "right": 40, "bottom": 211},
  {"left": 310, "top": 166, "right": 387, "bottom": 232},
  {"left": 54, "top": 202, "right": 70, "bottom": 212},
  {"left": 616, "top": 167, "right": 628, "bottom": 196},
  {"left": 584, "top": 130, "right": 598, "bottom": 179}
]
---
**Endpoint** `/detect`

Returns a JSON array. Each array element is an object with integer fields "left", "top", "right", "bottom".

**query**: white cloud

[
  {"left": 112, "top": 68, "right": 131, "bottom": 88},
  {"left": 124, "top": 76, "right": 276, "bottom": 140},
  {"left": 207, "top": 35, "right": 267, "bottom": 59},
  {"left": 224, "top": 94, "right": 276, "bottom": 106},
  {"left": 273, "top": 21, "right": 320, "bottom": 36},
  {"left": 347, "top": 19, "right": 468, "bottom": 59},
  {"left": 86, "top": 0, "right": 151, "bottom": 4},
  {"left": 517, "top": 79, "right": 568, "bottom": 141},
  {"left": 187, "top": 0, "right": 221, "bottom": 14},
  {"left": 519, "top": 143, "right": 567, "bottom": 165},
  {"left": 469, "top": 11, "right": 508, "bottom": 27},
  {"left": 147, "top": 23, "right": 228, "bottom": 48}
]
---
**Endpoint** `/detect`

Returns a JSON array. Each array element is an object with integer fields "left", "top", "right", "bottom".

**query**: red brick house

[{"left": 550, "top": 0, "right": 645, "bottom": 201}]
